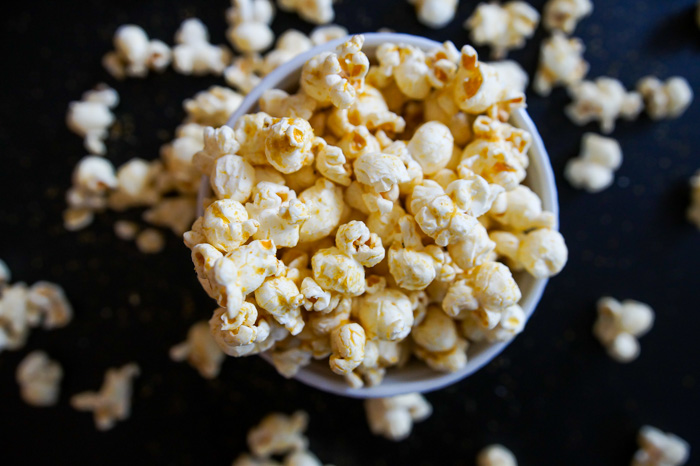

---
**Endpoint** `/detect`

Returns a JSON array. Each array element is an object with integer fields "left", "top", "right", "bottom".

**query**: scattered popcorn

[
  {"left": 16, "top": 351, "right": 62, "bottom": 407},
  {"left": 26, "top": 281, "right": 73, "bottom": 329},
  {"left": 309, "top": 25, "right": 348, "bottom": 46},
  {"left": 632, "top": 425, "right": 690, "bottom": 466},
  {"left": 477, "top": 444, "right": 518, "bottom": 466},
  {"left": 278, "top": 0, "right": 335, "bottom": 25},
  {"left": 637, "top": 76, "right": 694, "bottom": 120},
  {"left": 102, "top": 24, "right": 171, "bottom": 79},
  {"left": 225, "top": 54, "right": 265, "bottom": 95},
  {"left": 66, "top": 85, "right": 119, "bottom": 155},
  {"left": 593, "top": 297, "right": 654, "bottom": 363},
  {"left": 184, "top": 85, "right": 244, "bottom": 127},
  {"left": 489, "top": 60, "right": 529, "bottom": 95},
  {"left": 542, "top": 0, "right": 593, "bottom": 34},
  {"left": 170, "top": 321, "right": 225, "bottom": 379},
  {"left": 173, "top": 18, "right": 232, "bottom": 75},
  {"left": 534, "top": 32, "right": 588, "bottom": 96},
  {"left": 262, "top": 30, "right": 313, "bottom": 75},
  {"left": 409, "top": 0, "right": 458, "bottom": 29},
  {"left": 687, "top": 170, "right": 700, "bottom": 229},
  {"left": 135, "top": 228, "right": 166, "bottom": 254},
  {"left": 464, "top": 2, "right": 540, "bottom": 59},
  {"left": 566, "top": 77, "right": 643, "bottom": 134},
  {"left": 114, "top": 220, "right": 140, "bottom": 240},
  {"left": 227, "top": 0, "right": 276, "bottom": 53},
  {"left": 364, "top": 393, "right": 432, "bottom": 441},
  {"left": 143, "top": 197, "right": 197, "bottom": 236},
  {"left": 564, "top": 133, "right": 622, "bottom": 193},
  {"left": 71, "top": 363, "right": 140, "bottom": 431}
]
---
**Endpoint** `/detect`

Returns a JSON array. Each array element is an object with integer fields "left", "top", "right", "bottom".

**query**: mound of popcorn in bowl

[{"left": 183, "top": 34, "right": 568, "bottom": 392}]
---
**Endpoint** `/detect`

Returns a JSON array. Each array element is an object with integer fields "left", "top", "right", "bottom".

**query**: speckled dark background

[{"left": 0, "top": 0, "right": 698, "bottom": 464}]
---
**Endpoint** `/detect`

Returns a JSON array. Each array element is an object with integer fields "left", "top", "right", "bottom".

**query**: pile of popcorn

[{"left": 183, "top": 34, "right": 568, "bottom": 388}]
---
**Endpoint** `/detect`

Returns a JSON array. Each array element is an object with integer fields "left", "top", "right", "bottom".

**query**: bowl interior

[{"left": 205, "top": 32, "right": 559, "bottom": 398}]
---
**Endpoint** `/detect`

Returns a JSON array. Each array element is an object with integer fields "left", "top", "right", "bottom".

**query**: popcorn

[
  {"left": 227, "top": 0, "right": 275, "bottom": 53},
  {"left": 135, "top": 228, "right": 166, "bottom": 254},
  {"left": 260, "top": 89, "right": 317, "bottom": 120},
  {"left": 311, "top": 247, "right": 365, "bottom": 296},
  {"left": 108, "top": 158, "right": 162, "bottom": 210},
  {"left": 278, "top": 0, "right": 335, "bottom": 24},
  {"left": 142, "top": 197, "right": 197, "bottom": 235},
  {"left": 543, "top": 0, "right": 593, "bottom": 33},
  {"left": 632, "top": 425, "right": 690, "bottom": 466},
  {"left": 593, "top": 297, "right": 655, "bottom": 363},
  {"left": 407, "top": 121, "right": 454, "bottom": 175},
  {"left": 375, "top": 43, "right": 431, "bottom": 100},
  {"left": 461, "top": 304, "right": 526, "bottom": 342},
  {"left": 254, "top": 276, "right": 305, "bottom": 334},
  {"left": 102, "top": 25, "right": 171, "bottom": 79},
  {"left": 534, "top": 32, "right": 589, "bottom": 97},
  {"left": 173, "top": 18, "right": 232, "bottom": 75},
  {"left": 446, "top": 222, "right": 495, "bottom": 270},
  {"left": 297, "top": 179, "right": 344, "bottom": 242},
  {"left": 301, "top": 277, "right": 338, "bottom": 313},
  {"left": 202, "top": 199, "right": 259, "bottom": 253},
  {"left": 336, "top": 125, "right": 381, "bottom": 160},
  {"left": 160, "top": 122, "right": 206, "bottom": 193},
  {"left": 235, "top": 112, "right": 276, "bottom": 165},
  {"left": 71, "top": 363, "right": 140, "bottom": 431},
  {"left": 358, "top": 285, "right": 414, "bottom": 341},
  {"left": 64, "top": 155, "right": 119, "bottom": 230},
  {"left": 329, "top": 322, "right": 366, "bottom": 375},
  {"left": 314, "top": 138, "right": 352, "bottom": 186},
  {"left": 477, "top": 444, "right": 518, "bottom": 466},
  {"left": 270, "top": 347, "right": 313, "bottom": 377},
  {"left": 464, "top": 2, "right": 540, "bottom": 59},
  {"left": 169, "top": 321, "right": 225, "bottom": 379},
  {"left": 489, "top": 185, "right": 555, "bottom": 231},
  {"left": 66, "top": 85, "right": 119, "bottom": 155},
  {"left": 514, "top": 228, "right": 567, "bottom": 278},
  {"left": 247, "top": 411, "right": 309, "bottom": 458},
  {"left": 489, "top": 60, "right": 529, "bottom": 95},
  {"left": 16, "top": 351, "right": 62, "bottom": 407},
  {"left": 564, "top": 133, "right": 622, "bottom": 193},
  {"left": 184, "top": 86, "right": 244, "bottom": 127},
  {"left": 225, "top": 54, "right": 264, "bottom": 94},
  {"left": 209, "top": 155, "right": 256, "bottom": 204},
  {"left": 387, "top": 216, "right": 439, "bottom": 290},
  {"left": 637, "top": 76, "right": 694, "bottom": 120},
  {"left": 353, "top": 151, "right": 410, "bottom": 193},
  {"left": 262, "top": 30, "right": 313, "bottom": 75},
  {"left": 246, "top": 182, "right": 310, "bottom": 247},
  {"left": 364, "top": 393, "right": 432, "bottom": 441},
  {"left": 409, "top": 0, "right": 458, "bottom": 29},
  {"left": 566, "top": 77, "right": 643, "bottom": 133},
  {"left": 265, "top": 117, "right": 315, "bottom": 174},
  {"left": 310, "top": 25, "right": 348, "bottom": 46},
  {"left": 210, "top": 304, "right": 268, "bottom": 353},
  {"left": 26, "top": 281, "right": 73, "bottom": 329},
  {"left": 688, "top": 170, "right": 700, "bottom": 229},
  {"left": 0, "top": 284, "right": 31, "bottom": 351}
]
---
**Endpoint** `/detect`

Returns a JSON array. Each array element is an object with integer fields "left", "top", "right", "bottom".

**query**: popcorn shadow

[{"left": 644, "top": 6, "right": 700, "bottom": 53}]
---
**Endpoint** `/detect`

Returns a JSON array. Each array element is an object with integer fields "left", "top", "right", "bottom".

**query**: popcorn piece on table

[
  {"left": 71, "top": 363, "right": 140, "bottom": 431},
  {"left": 688, "top": 170, "right": 700, "bottom": 229},
  {"left": 248, "top": 411, "right": 309, "bottom": 458},
  {"left": 364, "top": 393, "right": 432, "bottom": 441},
  {"left": 278, "top": 0, "right": 335, "bottom": 25},
  {"left": 102, "top": 25, "right": 171, "bottom": 79},
  {"left": 477, "top": 444, "right": 518, "bottom": 466},
  {"left": 170, "top": 321, "right": 225, "bottom": 379},
  {"left": 26, "top": 281, "right": 73, "bottom": 329},
  {"left": 464, "top": 2, "right": 540, "bottom": 59},
  {"left": 225, "top": 54, "right": 265, "bottom": 95},
  {"left": 135, "top": 228, "right": 166, "bottom": 254},
  {"left": 310, "top": 25, "right": 348, "bottom": 46},
  {"left": 184, "top": 86, "right": 244, "bottom": 127},
  {"left": 114, "top": 220, "right": 140, "bottom": 240},
  {"left": 107, "top": 158, "right": 162, "bottom": 211},
  {"left": 142, "top": 196, "right": 197, "bottom": 236},
  {"left": 66, "top": 84, "right": 119, "bottom": 155},
  {"left": 542, "top": 0, "right": 593, "bottom": 34},
  {"left": 412, "top": 305, "right": 468, "bottom": 372},
  {"left": 16, "top": 350, "right": 63, "bottom": 407},
  {"left": 593, "top": 297, "right": 655, "bottom": 363},
  {"left": 227, "top": 0, "right": 276, "bottom": 53},
  {"left": 409, "top": 0, "right": 459, "bottom": 29},
  {"left": 534, "top": 32, "right": 588, "bottom": 97},
  {"left": 564, "top": 133, "right": 622, "bottom": 193},
  {"left": 637, "top": 76, "right": 693, "bottom": 121},
  {"left": 566, "top": 77, "right": 643, "bottom": 134},
  {"left": 631, "top": 425, "right": 690, "bottom": 466},
  {"left": 173, "top": 18, "right": 232, "bottom": 75},
  {"left": 65, "top": 156, "right": 118, "bottom": 230}
]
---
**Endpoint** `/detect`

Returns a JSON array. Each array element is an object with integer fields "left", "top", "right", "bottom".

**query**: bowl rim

[{"left": 200, "top": 32, "right": 559, "bottom": 398}]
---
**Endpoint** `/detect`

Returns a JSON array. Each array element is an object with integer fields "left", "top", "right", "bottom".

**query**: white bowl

[{"left": 199, "top": 32, "right": 559, "bottom": 398}]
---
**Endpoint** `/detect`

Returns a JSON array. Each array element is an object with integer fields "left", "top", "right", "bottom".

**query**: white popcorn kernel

[
  {"left": 447, "top": 222, "right": 496, "bottom": 270},
  {"left": 489, "top": 230, "right": 522, "bottom": 271},
  {"left": 170, "top": 321, "right": 225, "bottom": 379},
  {"left": 210, "top": 154, "right": 256, "bottom": 203},
  {"left": 0, "top": 259, "right": 9, "bottom": 285},
  {"left": 66, "top": 85, "right": 119, "bottom": 155},
  {"left": 301, "top": 277, "right": 338, "bottom": 313},
  {"left": 262, "top": 30, "right": 313, "bottom": 75},
  {"left": 687, "top": 170, "right": 700, "bottom": 229},
  {"left": 314, "top": 138, "right": 352, "bottom": 186},
  {"left": 246, "top": 182, "right": 310, "bottom": 248},
  {"left": 354, "top": 152, "right": 410, "bottom": 193},
  {"left": 74, "top": 155, "right": 118, "bottom": 193},
  {"left": 202, "top": 199, "right": 259, "bottom": 253},
  {"left": 184, "top": 86, "right": 244, "bottom": 127},
  {"left": 173, "top": 18, "right": 232, "bottom": 75},
  {"left": 227, "top": 0, "right": 276, "bottom": 53},
  {"left": 311, "top": 247, "right": 365, "bottom": 296},
  {"left": 468, "top": 261, "right": 521, "bottom": 314},
  {"left": 543, "top": 0, "right": 593, "bottom": 33},
  {"left": 142, "top": 196, "right": 197, "bottom": 236},
  {"left": 534, "top": 32, "right": 589, "bottom": 97},
  {"left": 160, "top": 122, "right": 206, "bottom": 193},
  {"left": 337, "top": 125, "right": 381, "bottom": 160},
  {"left": 26, "top": 281, "right": 73, "bottom": 329},
  {"left": 270, "top": 347, "right": 313, "bottom": 378},
  {"left": 278, "top": 0, "right": 335, "bottom": 24},
  {"left": 107, "top": 158, "right": 162, "bottom": 210},
  {"left": 225, "top": 54, "right": 264, "bottom": 94},
  {"left": 593, "top": 297, "right": 655, "bottom": 363},
  {"left": 409, "top": 0, "right": 458, "bottom": 29},
  {"left": 210, "top": 304, "right": 262, "bottom": 351},
  {"left": 310, "top": 25, "right": 348, "bottom": 45},
  {"left": 637, "top": 76, "right": 694, "bottom": 120},
  {"left": 375, "top": 43, "right": 432, "bottom": 100},
  {"left": 407, "top": 121, "right": 454, "bottom": 175},
  {"left": 335, "top": 221, "right": 385, "bottom": 267},
  {"left": 16, "top": 351, "right": 62, "bottom": 407},
  {"left": 71, "top": 363, "right": 140, "bottom": 431},
  {"left": 477, "top": 444, "right": 518, "bottom": 466},
  {"left": 516, "top": 228, "right": 568, "bottom": 278},
  {"left": 235, "top": 112, "right": 275, "bottom": 165},
  {"left": 265, "top": 117, "right": 315, "bottom": 174},
  {"left": 489, "top": 60, "right": 529, "bottom": 95},
  {"left": 254, "top": 276, "right": 305, "bottom": 334},
  {"left": 632, "top": 425, "right": 690, "bottom": 466},
  {"left": 260, "top": 89, "right": 317, "bottom": 120},
  {"left": 298, "top": 178, "right": 344, "bottom": 242},
  {"left": 0, "top": 284, "right": 32, "bottom": 352},
  {"left": 364, "top": 393, "right": 432, "bottom": 441},
  {"left": 564, "top": 133, "right": 622, "bottom": 193},
  {"left": 412, "top": 305, "right": 458, "bottom": 353},
  {"left": 489, "top": 185, "right": 555, "bottom": 231},
  {"left": 329, "top": 322, "right": 366, "bottom": 375},
  {"left": 566, "top": 77, "right": 643, "bottom": 133},
  {"left": 359, "top": 287, "right": 414, "bottom": 341},
  {"left": 247, "top": 411, "right": 309, "bottom": 458},
  {"left": 102, "top": 24, "right": 172, "bottom": 79},
  {"left": 464, "top": 2, "right": 540, "bottom": 59},
  {"left": 462, "top": 304, "right": 526, "bottom": 342},
  {"left": 135, "top": 228, "right": 166, "bottom": 254}
]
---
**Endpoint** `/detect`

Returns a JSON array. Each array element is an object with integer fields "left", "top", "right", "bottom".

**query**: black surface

[{"left": 1, "top": 1, "right": 698, "bottom": 465}]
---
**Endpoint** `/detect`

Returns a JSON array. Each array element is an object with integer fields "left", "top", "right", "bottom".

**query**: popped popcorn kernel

[
  {"left": 235, "top": 112, "right": 276, "bottom": 165},
  {"left": 247, "top": 411, "right": 309, "bottom": 458},
  {"left": 337, "top": 125, "right": 382, "bottom": 160},
  {"left": 16, "top": 351, "right": 62, "bottom": 407},
  {"left": 254, "top": 276, "right": 305, "bottom": 334},
  {"left": 227, "top": 0, "right": 276, "bottom": 53},
  {"left": 446, "top": 222, "right": 495, "bottom": 270},
  {"left": 225, "top": 54, "right": 264, "bottom": 95},
  {"left": 687, "top": 170, "right": 700, "bottom": 229},
  {"left": 515, "top": 228, "right": 567, "bottom": 278},
  {"left": 71, "top": 363, "right": 140, "bottom": 431},
  {"left": 202, "top": 199, "right": 260, "bottom": 253},
  {"left": 26, "top": 281, "right": 73, "bottom": 329},
  {"left": 543, "top": 0, "right": 593, "bottom": 34},
  {"left": 261, "top": 89, "right": 317, "bottom": 120},
  {"left": 564, "top": 133, "right": 622, "bottom": 193},
  {"left": 102, "top": 25, "right": 172, "bottom": 79},
  {"left": 297, "top": 178, "right": 344, "bottom": 242},
  {"left": 310, "top": 25, "right": 348, "bottom": 46},
  {"left": 358, "top": 286, "right": 414, "bottom": 341},
  {"left": 142, "top": 196, "right": 197, "bottom": 236},
  {"left": 329, "top": 322, "right": 366, "bottom": 375},
  {"left": 637, "top": 76, "right": 694, "bottom": 120},
  {"left": 464, "top": 1, "right": 540, "bottom": 59},
  {"left": 210, "top": 304, "right": 263, "bottom": 350},
  {"left": 66, "top": 85, "right": 119, "bottom": 155},
  {"left": 173, "top": 18, "right": 232, "bottom": 75},
  {"left": 0, "top": 259, "right": 10, "bottom": 285},
  {"left": 375, "top": 43, "right": 432, "bottom": 100},
  {"left": 311, "top": 247, "right": 365, "bottom": 296},
  {"left": 462, "top": 303, "right": 526, "bottom": 342},
  {"left": 262, "top": 29, "right": 313, "bottom": 75},
  {"left": 632, "top": 425, "right": 690, "bottom": 466},
  {"left": 246, "top": 182, "right": 310, "bottom": 248},
  {"left": 314, "top": 137, "right": 352, "bottom": 186},
  {"left": 477, "top": 444, "right": 518, "bottom": 466},
  {"left": 210, "top": 154, "right": 256, "bottom": 203},
  {"left": 265, "top": 117, "right": 315, "bottom": 174},
  {"left": 108, "top": 158, "right": 162, "bottom": 210},
  {"left": 364, "top": 393, "right": 432, "bottom": 441},
  {"left": 594, "top": 297, "right": 654, "bottom": 363},
  {"left": 278, "top": 0, "right": 335, "bottom": 25},
  {"left": 407, "top": 121, "right": 454, "bottom": 175},
  {"left": 184, "top": 86, "right": 244, "bottom": 127},
  {"left": 566, "top": 77, "right": 643, "bottom": 134},
  {"left": 409, "top": 0, "right": 458, "bottom": 29},
  {"left": 135, "top": 228, "right": 166, "bottom": 254},
  {"left": 270, "top": 346, "right": 313, "bottom": 378},
  {"left": 534, "top": 32, "right": 589, "bottom": 96},
  {"left": 387, "top": 216, "right": 439, "bottom": 290},
  {"left": 170, "top": 321, "right": 225, "bottom": 379},
  {"left": 160, "top": 122, "right": 206, "bottom": 193},
  {"left": 489, "top": 185, "right": 555, "bottom": 231}
]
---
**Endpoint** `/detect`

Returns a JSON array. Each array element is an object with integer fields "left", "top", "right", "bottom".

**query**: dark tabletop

[{"left": 0, "top": 0, "right": 698, "bottom": 465}]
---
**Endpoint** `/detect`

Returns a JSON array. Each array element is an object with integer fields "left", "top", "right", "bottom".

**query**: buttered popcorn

[
  {"left": 593, "top": 297, "right": 655, "bottom": 363},
  {"left": 173, "top": 18, "right": 232, "bottom": 76},
  {"left": 631, "top": 425, "right": 690, "bottom": 466},
  {"left": 170, "top": 321, "right": 225, "bottom": 379},
  {"left": 534, "top": 32, "right": 589, "bottom": 96},
  {"left": 565, "top": 133, "right": 622, "bottom": 193},
  {"left": 102, "top": 25, "right": 172, "bottom": 79},
  {"left": 364, "top": 393, "right": 432, "bottom": 441},
  {"left": 66, "top": 84, "right": 119, "bottom": 156},
  {"left": 542, "top": 0, "right": 593, "bottom": 34},
  {"left": 16, "top": 351, "right": 63, "bottom": 407},
  {"left": 186, "top": 35, "right": 567, "bottom": 387},
  {"left": 464, "top": 2, "right": 540, "bottom": 59},
  {"left": 566, "top": 77, "right": 643, "bottom": 134},
  {"left": 636, "top": 76, "right": 693, "bottom": 121}
]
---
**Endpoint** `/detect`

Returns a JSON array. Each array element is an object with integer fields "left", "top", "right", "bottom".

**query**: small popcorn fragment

[
  {"left": 566, "top": 77, "right": 643, "bottom": 134},
  {"left": 687, "top": 170, "right": 700, "bottom": 229},
  {"left": 66, "top": 85, "right": 119, "bottom": 155},
  {"left": 135, "top": 228, "right": 166, "bottom": 254},
  {"left": 542, "top": 0, "right": 593, "bottom": 34},
  {"left": 170, "top": 321, "right": 225, "bottom": 379},
  {"left": 477, "top": 444, "right": 518, "bottom": 466},
  {"left": 102, "top": 24, "right": 171, "bottom": 79},
  {"left": 364, "top": 393, "right": 432, "bottom": 441},
  {"left": 278, "top": 0, "right": 335, "bottom": 25},
  {"left": 631, "top": 425, "right": 690, "bottom": 466},
  {"left": 409, "top": 0, "right": 459, "bottom": 29},
  {"left": 26, "top": 281, "right": 73, "bottom": 329},
  {"left": 173, "top": 18, "right": 232, "bottom": 75},
  {"left": 534, "top": 32, "right": 588, "bottom": 96},
  {"left": 637, "top": 76, "right": 693, "bottom": 120},
  {"left": 227, "top": 0, "right": 276, "bottom": 53},
  {"left": 71, "top": 363, "right": 140, "bottom": 431},
  {"left": 16, "top": 350, "right": 63, "bottom": 407},
  {"left": 564, "top": 133, "right": 622, "bottom": 193},
  {"left": 593, "top": 297, "right": 654, "bottom": 363},
  {"left": 464, "top": 2, "right": 540, "bottom": 59}
]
